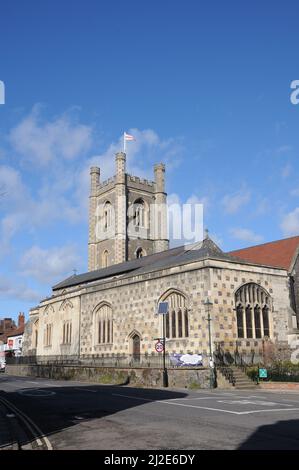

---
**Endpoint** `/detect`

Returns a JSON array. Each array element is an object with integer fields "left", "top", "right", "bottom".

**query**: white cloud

[
  {"left": 230, "top": 228, "right": 264, "bottom": 244},
  {"left": 281, "top": 164, "right": 291, "bottom": 179},
  {"left": 0, "top": 275, "right": 41, "bottom": 303},
  {"left": 222, "top": 189, "right": 251, "bottom": 214},
  {"left": 75, "top": 128, "right": 185, "bottom": 220},
  {"left": 290, "top": 188, "right": 299, "bottom": 197},
  {"left": 20, "top": 244, "right": 82, "bottom": 284},
  {"left": 254, "top": 198, "right": 269, "bottom": 216},
  {"left": 281, "top": 208, "right": 299, "bottom": 236},
  {"left": 275, "top": 145, "right": 292, "bottom": 155},
  {"left": 9, "top": 106, "right": 93, "bottom": 166}
]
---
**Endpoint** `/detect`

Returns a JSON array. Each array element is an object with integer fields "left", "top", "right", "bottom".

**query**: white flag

[{"left": 124, "top": 132, "right": 136, "bottom": 141}]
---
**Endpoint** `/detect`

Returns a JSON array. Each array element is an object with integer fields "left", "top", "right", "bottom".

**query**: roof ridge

[{"left": 229, "top": 234, "right": 299, "bottom": 253}]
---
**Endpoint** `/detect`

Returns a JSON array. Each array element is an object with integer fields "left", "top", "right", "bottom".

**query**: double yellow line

[{"left": 0, "top": 395, "right": 53, "bottom": 450}]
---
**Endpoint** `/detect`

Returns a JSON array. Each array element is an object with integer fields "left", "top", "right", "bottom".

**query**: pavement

[{"left": 1, "top": 374, "right": 299, "bottom": 450}]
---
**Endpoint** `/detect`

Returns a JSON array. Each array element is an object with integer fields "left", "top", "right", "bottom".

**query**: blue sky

[{"left": 0, "top": 0, "right": 299, "bottom": 320}]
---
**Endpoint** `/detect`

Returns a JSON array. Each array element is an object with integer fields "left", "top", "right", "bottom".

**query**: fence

[
  {"left": 213, "top": 347, "right": 264, "bottom": 367},
  {"left": 5, "top": 354, "right": 207, "bottom": 369}
]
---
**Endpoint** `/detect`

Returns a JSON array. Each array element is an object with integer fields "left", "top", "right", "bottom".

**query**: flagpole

[{"left": 123, "top": 132, "right": 126, "bottom": 154}]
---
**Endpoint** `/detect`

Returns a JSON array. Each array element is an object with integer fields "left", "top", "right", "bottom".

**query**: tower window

[
  {"left": 102, "top": 250, "right": 109, "bottom": 268},
  {"left": 103, "top": 201, "right": 112, "bottom": 231},
  {"left": 133, "top": 199, "right": 145, "bottom": 227}
]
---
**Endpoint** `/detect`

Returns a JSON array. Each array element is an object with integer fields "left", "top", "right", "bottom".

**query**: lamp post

[
  {"left": 157, "top": 301, "right": 169, "bottom": 387},
  {"left": 204, "top": 297, "right": 215, "bottom": 389},
  {"left": 162, "top": 314, "right": 168, "bottom": 387}
]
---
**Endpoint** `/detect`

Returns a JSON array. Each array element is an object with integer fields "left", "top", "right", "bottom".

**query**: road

[{"left": 1, "top": 374, "right": 299, "bottom": 450}]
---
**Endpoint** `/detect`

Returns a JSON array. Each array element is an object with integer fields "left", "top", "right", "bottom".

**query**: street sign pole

[{"left": 162, "top": 314, "right": 168, "bottom": 387}]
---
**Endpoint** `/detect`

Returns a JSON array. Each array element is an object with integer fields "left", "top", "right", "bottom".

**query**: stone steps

[{"left": 216, "top": 366, "right": 258, "bottom": 390}]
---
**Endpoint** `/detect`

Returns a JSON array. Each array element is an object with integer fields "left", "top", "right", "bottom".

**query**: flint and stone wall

[
  {"left": 5, "top": 364, "right": 210, "bottom": 389},
  {"left": 23, "top": 258, "right": 296, "bottom": 362}
]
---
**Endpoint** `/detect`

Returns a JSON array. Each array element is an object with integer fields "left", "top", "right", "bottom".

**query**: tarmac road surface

[{"left": 1, "top": 374, "right": 299, "bottom": 450}]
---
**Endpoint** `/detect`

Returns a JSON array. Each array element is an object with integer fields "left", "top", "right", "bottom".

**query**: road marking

[
  {"left": 0, "top": 396, "right": 52, "bottom": 450},
  {"left": 165, "top": 395, "right": 263, "bottom": 402},
  {"left": 74, "top": 387, "right": 98, "bottom": 393},
  {"left": 237, "top": 408, "right": 299, "bottom": 415},
  {"left": 217, "top": 400, "right": 292, "bottom": 407},
  {"left": 112, "top": 393, "right": 241, "bottom": 414},
  {"left": 18, "top": 389, "right": 56, "bottom": 397},
  {"left": 112, "top": 393, "right": 299, "bottom": 416}
]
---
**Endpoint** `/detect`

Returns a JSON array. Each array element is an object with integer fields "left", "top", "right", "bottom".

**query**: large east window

[{"left": 235, "top": 283, "right": 271, "bottom": 339}]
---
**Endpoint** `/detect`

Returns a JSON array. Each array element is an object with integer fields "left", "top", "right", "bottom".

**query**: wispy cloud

[
  {"left": 281, "top": 208, "right": 299, "bottom": 236},
  {"left": 275, "top": 145, "right": 292, "bottom": 155},
  {"left": 290, "top": 188, "right": 299, "bottom": 197},
  {"left": 281, "top": 164, "right": 291, "bottom": 179},
  {"left": 230, "top": 227, "right": 264, "bottom": 244},
  {"left": 0, "top": 275, "right": 41, "bottom": 303},
  {"left": 222, "top": 188, "right": 251, "bottom": 214},
  {"left": 20, "top": 244, "right": 83, "bottom": 285},
  {"left": 9, "top": 106, "right": 93, "bottom": 166}
]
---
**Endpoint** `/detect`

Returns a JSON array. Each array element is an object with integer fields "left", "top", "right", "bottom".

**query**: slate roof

[
  {"left": 52, "top": 237, "right": 252, "bottom": 291},
  {"left": 229, "top": 235, "right": 299, "bottom": 271},
  {"left": 6, "top": 325, "right": 25, "bottom": 338}
]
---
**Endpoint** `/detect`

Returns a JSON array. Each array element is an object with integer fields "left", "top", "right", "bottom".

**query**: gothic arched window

[
  {"left": 235, "top": 283, "right": 271, "bottom": 339},
  {"left": 102, "top": 250, "right": 109, "bottom": 268},
  {"left": 103, "top": 201, "right": 113, "bottom": 231},
  {"left": 161, "top": 290, "right": 189, "bottom": 339},
  {"left": 133, "top": 199, "right": 145, "bottom": 227},
  {"left": 94, "top": 303, "right": 113, "bottom": 345}
]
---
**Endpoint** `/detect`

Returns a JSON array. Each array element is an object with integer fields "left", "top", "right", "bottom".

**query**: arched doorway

[{"left": 132, "top": 334, "right": 141, "bottom": 362}]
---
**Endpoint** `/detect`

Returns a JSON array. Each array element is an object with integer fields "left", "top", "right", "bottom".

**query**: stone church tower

[{"left": 88, "top": 152, "right": 169, "bottom": 271}]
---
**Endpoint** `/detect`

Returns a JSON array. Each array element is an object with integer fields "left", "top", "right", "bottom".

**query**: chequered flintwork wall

[{"left": 25, "top": 259, "right": 293, "bottom": 359}]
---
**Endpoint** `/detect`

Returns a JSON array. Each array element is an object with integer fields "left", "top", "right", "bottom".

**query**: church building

[{"left": 23, "top": 152, "right": 299, "bottom": 363}]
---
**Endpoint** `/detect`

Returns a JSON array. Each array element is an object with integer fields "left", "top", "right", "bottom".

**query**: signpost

[
  {"left": 155, "top": 341, "right": 164, "bottom": 353},
  {"left": 157, "top": 301, "right": 169, "bottom": 387},
  {"left": 259, "top": 368, "right": 268, "bottom": 379}
]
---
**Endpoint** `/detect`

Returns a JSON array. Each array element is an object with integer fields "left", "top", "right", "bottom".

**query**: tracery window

[
  {"left": 133, "top": 199, "right": 145, "bottom": 227},
  {"left": 235, "top": 283, "right": 271, "bottom": 339},
  {"left": 162, "top": 290, "right": 189, "bottom": 339},
  {"left": 44, "top": 323, "right": 52, "bottom": 347},
  {"left": 62, "top": 321, "right": 72, "bottom": 344},
  {"left": 94, "top": 303, "right": 113, "bottom": 345}
]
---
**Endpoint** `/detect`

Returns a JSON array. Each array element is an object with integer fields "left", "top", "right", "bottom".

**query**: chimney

[{"left": 18, "top": 313, "right": 25, "bottom": 328}]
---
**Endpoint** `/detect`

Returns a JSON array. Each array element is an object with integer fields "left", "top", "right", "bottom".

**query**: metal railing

[{"left": 213, "top": 342, "right": 264, "bottom": 367}]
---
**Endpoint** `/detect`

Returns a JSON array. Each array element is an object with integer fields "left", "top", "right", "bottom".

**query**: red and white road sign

[{"left": 155, "top": 341, "right": 164, "bottom": 353}]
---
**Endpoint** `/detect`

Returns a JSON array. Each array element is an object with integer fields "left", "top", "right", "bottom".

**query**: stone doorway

[{"left": 132, "top": 334, "right": 141, "bottom": 362}]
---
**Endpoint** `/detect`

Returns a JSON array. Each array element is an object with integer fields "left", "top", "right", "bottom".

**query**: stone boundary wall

[
  {"left": 5, "top": 364, "right": 210, "bottom": 389},
  {"left": 259, "top": 381, "right": 299, "bottom": 390}
]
